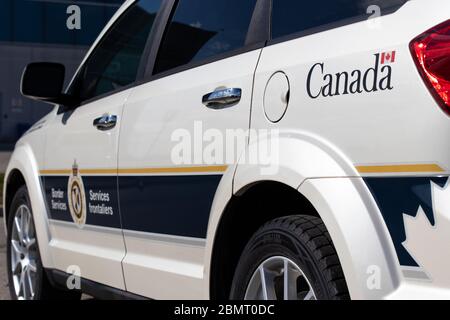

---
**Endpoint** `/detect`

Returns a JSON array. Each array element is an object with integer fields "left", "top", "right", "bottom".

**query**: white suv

[{"left": 3, "top": 0, "right": 450, "bottom": 300}]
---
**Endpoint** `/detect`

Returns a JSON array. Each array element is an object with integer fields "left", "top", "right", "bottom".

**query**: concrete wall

[{"left": 0, "top": 152, "right": 11, "bottom": 173}]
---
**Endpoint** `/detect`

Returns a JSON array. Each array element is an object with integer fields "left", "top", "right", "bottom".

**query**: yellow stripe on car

[
  {"left": 356, "top": 164, "right": 445, "bottom": 174},
  {"left": 40, "top": 165, "right": 228, "bottom": 175}
]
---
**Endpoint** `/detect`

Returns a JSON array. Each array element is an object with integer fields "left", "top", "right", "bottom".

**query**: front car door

[
  {"left": 41, "top": 0, "right": 163, "bottom": 289},
  {"left": 118, "top": 0, "right": 266, "bottom": 299}
]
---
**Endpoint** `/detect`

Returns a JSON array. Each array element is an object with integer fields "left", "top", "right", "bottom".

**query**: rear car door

[
  {"left": 41, "top": 0, "right": 162, "bottom": 289},
  {"left": 118, "top": 0, "right": 266, "bottom": 299}
]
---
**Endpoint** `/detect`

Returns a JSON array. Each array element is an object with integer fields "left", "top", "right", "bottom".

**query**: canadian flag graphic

[{"left": 380, "top": 51, "right": 396, "bottom": 64}]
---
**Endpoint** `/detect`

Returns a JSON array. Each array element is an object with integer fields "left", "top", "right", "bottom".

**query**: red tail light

[{"left": 410, "top": 20, "right": 450, "bottom": 116}]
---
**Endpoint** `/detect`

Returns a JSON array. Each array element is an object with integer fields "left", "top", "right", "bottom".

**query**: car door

[
  {"left": 41, "top": 0, "right": 163, "bottom": 289},
  {"left": 118, "top": 0, "right": 266, "bottom": 299}
]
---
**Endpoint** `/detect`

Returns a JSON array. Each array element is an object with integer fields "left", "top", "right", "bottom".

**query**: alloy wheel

[
  {"left": 244, "top": 256, "right": 316, "bottom": 300},
  {"left": 10, "top": 205, "right": 38, "bottom": 300}
]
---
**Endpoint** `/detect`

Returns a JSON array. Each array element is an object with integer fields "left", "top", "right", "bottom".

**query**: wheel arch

[
  {"left": 4, "top": 144, "right": 53, "bottom": 268},
  {"left": 4, "top": 169, "right": 26, "bottom": 225},
  {"left": 208, "top": 180, "right": 321, "bottom": 299},
  {"left": 205, "top": 130, "right": 400, "bottom": 300},
  {"left": 205, "top": 130, "right": 355, "bottom": 299}
]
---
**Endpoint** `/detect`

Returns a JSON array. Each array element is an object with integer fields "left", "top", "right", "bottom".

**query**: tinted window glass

[
  {"left": 77, "top": 0, "right": 161, "bottom": 102},
  {"left": 272, "top": 0, "right": 408, "bottom": 39},
  {"left": 153, "top": 0, "right": 257, "bottom": 75}
]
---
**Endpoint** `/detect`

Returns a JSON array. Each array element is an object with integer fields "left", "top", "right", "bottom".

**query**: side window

[
  {"left": 153, "top": 0, "right": 257, "bottom": 75},
  {"left": 75, "top": 0, "right": 162, "bottom": 103},
  {"left": 271, "top": 0, "right": 408, "bottom": 40}
]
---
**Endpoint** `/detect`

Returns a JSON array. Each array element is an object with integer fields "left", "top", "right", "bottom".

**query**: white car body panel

[
  {"left": 41, "top": 90, "right": 132, "bottom": 290},
  {"left": 248, "top": 0, "right": 450, "bottom": 175},
  {"left": 118, "top": 49, "right": 262, "bottom": 299},
  {"left": 298, "top": 178, "right": 401, "bottom": 299},
  {"left": 3, "top": 0, "right": 450, "bottom": 300},
  {"left": 233, "top": 0, "right": 450, "bottom": 299}
]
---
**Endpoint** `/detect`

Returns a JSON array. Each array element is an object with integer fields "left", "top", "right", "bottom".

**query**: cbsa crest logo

[{"left": 67, "top": 160, "right": 86, "bottom": 227}]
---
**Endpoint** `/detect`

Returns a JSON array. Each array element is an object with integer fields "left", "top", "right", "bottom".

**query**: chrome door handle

[
  {"left": 93, "top": 114, "right": 117, "bottom": 131},
  {"left": 202, "top": 88, "right": 242, "bottom": 109}
]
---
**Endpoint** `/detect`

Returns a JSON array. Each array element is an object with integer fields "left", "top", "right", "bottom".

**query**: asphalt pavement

[{"left": 0, "top": 214, "right": 11, "bottom": 299}]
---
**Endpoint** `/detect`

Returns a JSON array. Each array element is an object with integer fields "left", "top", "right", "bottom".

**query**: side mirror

[{"left": 21, "top": 62, "right": 77, "bottom": 107}]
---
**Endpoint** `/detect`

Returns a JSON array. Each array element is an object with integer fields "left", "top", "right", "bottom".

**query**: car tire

[
  {"left": 6, "top": 185, "right": 81, "bottom": 300},
  {"left": 230, "top": 215, "right": 350, "bottom": 300}
]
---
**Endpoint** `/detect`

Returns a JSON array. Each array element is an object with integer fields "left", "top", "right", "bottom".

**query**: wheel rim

[
  {"left": 244, "top": 256, "right": 317, "bottom": 300},
  {"left": 10, "top": 204, "right": 38, "bottom": 300}
]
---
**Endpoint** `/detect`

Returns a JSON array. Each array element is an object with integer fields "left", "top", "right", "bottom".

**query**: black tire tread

[{"left": 256, "top": 215, "right": 349, "bottom": 300}]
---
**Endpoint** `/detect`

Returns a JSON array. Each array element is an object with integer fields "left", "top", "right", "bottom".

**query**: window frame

[
  {"left": 66, "top": 0, "right": 170, "bottom": 108},
  {"left": 141, "top": 0, "right": 270, "bottom": 82},
  {"left": 64, "top": 0, "right": 269, "bottom": 110},
  {"left": 53, "top": 0, "right": 410, "bottom": 112}
]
